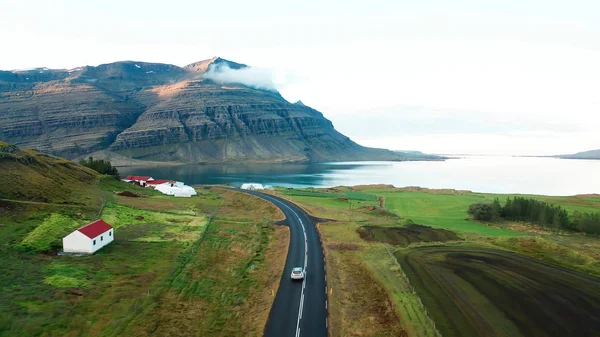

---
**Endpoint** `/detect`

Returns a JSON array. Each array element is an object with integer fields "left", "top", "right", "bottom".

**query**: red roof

[
  {"left": 77, "top": 220, "right": 113, "bottom": 239},
  {"left": 125, "top": 176, "right": 153, "bottom": 181},
  {"left": 146, "top": 179, "right": 171, "bottom": 185}
]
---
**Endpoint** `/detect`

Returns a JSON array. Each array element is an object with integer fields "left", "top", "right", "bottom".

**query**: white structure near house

[
  {"left": 241, "top": 183, "right": 265, "bottom": 190},
  {"left": 154, "top": 181, "right": 197, "bottom": 197},
  {"left": 62, "top": 220, "right": 114, "bottom": 254},
  {"left": 264, "top": 185, "right": 275, "bottom": 190}
]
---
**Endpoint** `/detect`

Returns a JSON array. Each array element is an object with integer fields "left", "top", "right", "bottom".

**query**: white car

[{"left": 290, "top": 267, "right": 305, "bottom": 280}]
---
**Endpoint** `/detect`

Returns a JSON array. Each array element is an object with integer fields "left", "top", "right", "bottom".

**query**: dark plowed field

[
  {"left": 395, "top": 246, "right": 600, "bottom": 337},
  {"left": 358, "top": 225, "right": 461, "bottom": 247}
]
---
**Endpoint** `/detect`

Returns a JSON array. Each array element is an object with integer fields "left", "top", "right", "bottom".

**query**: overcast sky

[{"left": 2, "top": 0, "right": 599, "bottom": 155}]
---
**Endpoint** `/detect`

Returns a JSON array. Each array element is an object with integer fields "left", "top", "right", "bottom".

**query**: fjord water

[{"left": 119, "top": 156, "right": 600, "bottom": 196}]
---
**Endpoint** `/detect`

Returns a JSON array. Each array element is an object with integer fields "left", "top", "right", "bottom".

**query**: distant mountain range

[
  {"left": 0, "top": 57, "right": 441, "bottom": 165},
  {"left": 555, "top": 149, "right": 600, "bottom": 160}
]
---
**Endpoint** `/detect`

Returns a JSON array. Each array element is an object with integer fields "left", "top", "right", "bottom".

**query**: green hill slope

[{"left": 0, "top": 142, "right": 99, "bottom": 204}]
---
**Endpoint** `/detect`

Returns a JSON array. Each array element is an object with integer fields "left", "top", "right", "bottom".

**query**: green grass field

[
  {"left": 365, "top": 190, "right": 523, "bottom": 236},
  {"left": 279, "top": 187, "right": 521, "bottom": 236},
  {"left": 362, "top": 188, "right": 599, "bottom": 236}
]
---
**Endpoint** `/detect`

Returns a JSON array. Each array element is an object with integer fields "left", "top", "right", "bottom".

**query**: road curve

[{"left": 235, "top": 190, "right": 328, "bottom": 337}]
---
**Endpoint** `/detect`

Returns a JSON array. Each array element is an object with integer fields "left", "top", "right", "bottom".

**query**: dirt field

[
  {"left": 395, "top": 246, "right": 600, "bottom": 337},
  {"left": 358, "top": 225, "right": 461, "bottom": 247}
]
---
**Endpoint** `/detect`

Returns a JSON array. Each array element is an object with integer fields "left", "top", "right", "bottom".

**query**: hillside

[
  {"left": 0, "top": 142, "right": 99, "bottom": 203},
  {"left": 557, "top": 149, "right": 600, "bottom": 160},
  {"left": 0, "top": 57, "right": 420, "bottom": 164}
]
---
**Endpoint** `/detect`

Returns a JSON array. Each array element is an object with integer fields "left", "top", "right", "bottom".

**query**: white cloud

[{"left": 203, "top": 63, "right": 277, "bottom": 91}]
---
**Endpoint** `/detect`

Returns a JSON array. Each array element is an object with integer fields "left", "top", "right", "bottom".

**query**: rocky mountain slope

[{"left": 0, "top": 57, "right": 425, "bottom": 164}]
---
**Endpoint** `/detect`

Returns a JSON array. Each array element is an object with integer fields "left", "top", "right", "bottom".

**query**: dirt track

[{"left": 358, "top": 225, "right": 461, "bottom": 247}]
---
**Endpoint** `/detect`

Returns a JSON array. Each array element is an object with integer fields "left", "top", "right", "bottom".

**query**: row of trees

[
  {"left": 502, "top": 197, "right": 570, "bottom": 229},
  {"left": 79, "top": 157, "right": 119, "bottom": 179},
  {"left": 468, "top": 197, "right": 600, "bottom": 234}
]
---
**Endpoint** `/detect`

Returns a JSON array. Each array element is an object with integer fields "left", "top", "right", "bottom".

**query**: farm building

[
  {"left": 146, "top": 179, "right": 172, "bottom": 187},
  {"left": 124, "top": 176, "right": 154, "bottom": 187},
  {"left": 62, "top": 220, "right": 114, "bottom": 254},
  {"left": 241, "top": 183, "right": 265, "bottom": 190},
  {"left": 154, "top": 181, "right": 197, "bottom": 197}
]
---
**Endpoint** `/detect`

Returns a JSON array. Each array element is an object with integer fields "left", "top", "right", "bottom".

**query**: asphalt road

[{"left": 236, "top": 190, "right": 328, "bottom": 337}]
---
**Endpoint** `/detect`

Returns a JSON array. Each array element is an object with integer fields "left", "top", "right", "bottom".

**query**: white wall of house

[
  {"left": 63, "top": 231, "right": 93, "bottom": 253},
  {"left": 90, "top": 229, "right": 114, "bottom": 253},
  {"left": 63, "top": 229, "right": 114, "bottom": 254}
]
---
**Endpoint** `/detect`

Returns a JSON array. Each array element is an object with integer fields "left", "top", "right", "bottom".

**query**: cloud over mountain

[{"left": 203, "top": 63, "right": 277, "bottom": 91}]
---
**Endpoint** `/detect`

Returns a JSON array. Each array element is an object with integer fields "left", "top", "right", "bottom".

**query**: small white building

[
  {"left": 63, "top": 220, "right": 114, "bottom": 254},
  {"left": 241, "top": 183, "right": 264, "bottom": 190},
  {"left": 154, "top": 181, "right": 197, "bottom": 197}
]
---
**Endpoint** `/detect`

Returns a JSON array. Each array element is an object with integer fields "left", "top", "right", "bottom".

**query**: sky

[{"left": 1, "top": 0, "right": 599, "bottom": 155}]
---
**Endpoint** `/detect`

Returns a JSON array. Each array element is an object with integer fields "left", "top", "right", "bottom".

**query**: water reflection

[
  {"left": 118, "top": 157, "right": 600, "bottom": 195},
  {"left": 119, "top": 162, "right": 374, "bottom": 188}
]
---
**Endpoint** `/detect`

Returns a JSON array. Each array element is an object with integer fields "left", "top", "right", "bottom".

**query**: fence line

[{"left": 96, "top": 191, "right": 107, "bottom": 220}]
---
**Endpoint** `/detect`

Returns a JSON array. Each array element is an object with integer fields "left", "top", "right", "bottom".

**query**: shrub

[{"left": 467, "top": 203, "right": 493, "bottom": 221}]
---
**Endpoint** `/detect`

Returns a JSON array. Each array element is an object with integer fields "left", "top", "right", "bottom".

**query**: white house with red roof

[
  {"left": 124, "top": 176, "right": 154, "bottom": 187},
  {"left": 62, "top": 220, "right": 114, "bottom": 254}
]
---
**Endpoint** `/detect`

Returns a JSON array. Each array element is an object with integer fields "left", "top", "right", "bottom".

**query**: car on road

[{"left": 290, "top": 267, "right": 305, "bottom": 280}]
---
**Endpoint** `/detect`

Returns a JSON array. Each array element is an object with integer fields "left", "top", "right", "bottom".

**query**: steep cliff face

[{"left": 0, "top": 57, "right": 402, "bottom": 163}]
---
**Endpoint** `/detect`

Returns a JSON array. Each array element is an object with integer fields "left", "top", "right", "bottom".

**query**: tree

[
  {"left": 491, "top": 198, "right": 502, "bottom": 222},
  {"left": 79, "top": 157, "right": 120, "bottom": 179}
]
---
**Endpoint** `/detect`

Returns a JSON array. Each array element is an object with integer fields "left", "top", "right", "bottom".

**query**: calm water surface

[{"left": 119, "top": 156, "right": 600, "bottom": 196}]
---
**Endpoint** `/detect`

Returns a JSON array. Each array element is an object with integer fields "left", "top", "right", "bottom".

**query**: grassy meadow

[
  {"left": 273, "top": 185, "right": 600, "bottom": 337},
  {"left": 2, "top": 152, "right": 600, "bottom": 337},
  {"left": 0, "top": 177, "right": 287, "bottom": 337}
]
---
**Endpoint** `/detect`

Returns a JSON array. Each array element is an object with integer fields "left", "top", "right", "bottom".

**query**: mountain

[
  {"left": 0, "top": 57, "right": 431, "bottom": 164},
  {"left": 393, "top": 150, "right": 447, "bottom": 161},
  {"left": 556, "top": 149, "right": 600, "bottom": 160},
  {"left": 0, "top": 142, "right": 98, "bottom": 203}
]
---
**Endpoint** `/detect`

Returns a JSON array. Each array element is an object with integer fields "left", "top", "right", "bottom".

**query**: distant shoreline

[{"left": 113, "top": 157, "right": 448, "bottom": 168}]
